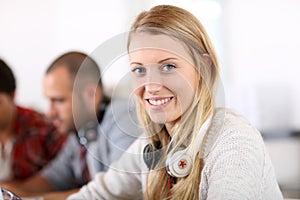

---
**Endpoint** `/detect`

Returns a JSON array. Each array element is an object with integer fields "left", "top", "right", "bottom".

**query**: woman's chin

[{"left": 148, "top": 114, "right": 168, "bottom": 125}]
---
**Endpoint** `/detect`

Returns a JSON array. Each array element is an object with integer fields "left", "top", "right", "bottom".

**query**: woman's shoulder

[
  {"left": 200, "top": 108, "right": 282, "bottom": 199},
  {"left": 203, "top": 108, "right": 265, "bottom": 158},
  {"left": 212, "top": 107, "right": 261, "bottom": 138},
  {"left": 213, "top": 108, "right": 257, "bottom": 130}
]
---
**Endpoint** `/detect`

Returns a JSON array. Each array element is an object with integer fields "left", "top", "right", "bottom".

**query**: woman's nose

[
  {"left": 145, "top": 82, "right": 163, "bottom": 94},
  {"left": 144, "top": 68, "right": 163, "bottom": 94}
]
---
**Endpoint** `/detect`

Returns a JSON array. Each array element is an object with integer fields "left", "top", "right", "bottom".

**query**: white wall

[
  {"left": 222, "top": 0, "right": 300, "bottom": 190},
  {"left": 223, "top": 0, "right": 300, "bottom": 131},
  {"left": 0, "top": 0, "right": 148, "bottom": 111}
]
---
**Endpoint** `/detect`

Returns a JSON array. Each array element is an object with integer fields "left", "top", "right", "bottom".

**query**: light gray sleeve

[
  {"left": 107, "top": 98, "right": 142, "bottom": 156},
  {"left": 88, "top": 99, "right": 142, "bottom": 175},
  {"left": 105, "top": 115, "right": 140, "bottom": 162},
  {"left": 41, "top": 134, "right": 85, "bottom": 190}
]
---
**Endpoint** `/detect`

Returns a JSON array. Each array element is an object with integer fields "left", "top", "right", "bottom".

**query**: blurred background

[{"left": 0, "top": 0, "right": 299, "bottom": 198}]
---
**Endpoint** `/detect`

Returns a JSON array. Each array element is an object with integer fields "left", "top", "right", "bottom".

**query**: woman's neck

[{"left": 165, "top": 123, "right": 174, "bottom": 137}]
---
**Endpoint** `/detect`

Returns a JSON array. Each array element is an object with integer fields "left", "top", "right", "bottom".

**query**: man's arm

[
  {"left": 0, "top": 176, "right": 79, "bottom": 200},
  {"left": 0, "top": 174, "right": 52, "bottom": 197},
  {"left": 1, "top": 134, "right": 80, "bottom": 198}
]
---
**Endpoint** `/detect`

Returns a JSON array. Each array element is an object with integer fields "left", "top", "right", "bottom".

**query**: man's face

[{"left": 42, "top": 67, "right": 78, "bottom": 133}]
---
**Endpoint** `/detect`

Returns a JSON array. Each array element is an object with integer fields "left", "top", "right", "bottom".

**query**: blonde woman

[{"left": 68, "top": 5, "right": 283, "bottom": 200}]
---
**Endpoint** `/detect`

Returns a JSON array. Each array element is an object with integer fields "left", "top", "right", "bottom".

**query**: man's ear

[
  {"left": 9, "top": 91, "right": 16, "bottom": 101},
  {"left": 83, "top": 83, "right": 102, "bottom": 112}
]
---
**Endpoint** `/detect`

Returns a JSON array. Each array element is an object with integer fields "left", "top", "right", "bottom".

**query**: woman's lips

[{"left": 146, "top": 97, "right": 173, "bottom": 109}]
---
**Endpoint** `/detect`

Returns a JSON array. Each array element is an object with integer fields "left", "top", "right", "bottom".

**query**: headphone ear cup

[
  {"left": 143, "top": 144, "right": 155, "bottom": 169},
  {"left": 143, "top": 141, "right": 162, "bottom": 170},
  {"left": 166, "top": 150, "right": 193, "bottom": 178}
]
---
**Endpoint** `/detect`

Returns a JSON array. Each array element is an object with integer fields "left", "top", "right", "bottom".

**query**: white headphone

[{"left": 165, "top": 117, "right": 212, "bottom": 178}]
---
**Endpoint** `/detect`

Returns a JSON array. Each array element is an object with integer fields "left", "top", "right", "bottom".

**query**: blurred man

[
  {"left": 1, "top": 51, "right": 140, "bottom": 199},
  {"left": 0, "top": 58, "right": 67, "bottom": 183}
]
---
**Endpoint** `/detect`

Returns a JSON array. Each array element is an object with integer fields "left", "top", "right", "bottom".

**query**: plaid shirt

[{"left": 10, "top": 106, "right": 67, "bottom": 180}]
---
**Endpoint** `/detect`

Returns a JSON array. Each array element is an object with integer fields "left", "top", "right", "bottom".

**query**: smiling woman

[
  {"left": 129, "top": 37, "right": 199, "bottom": 132},
  {"left": 67, "top": 5, "right": 284, "bottom": 200}
]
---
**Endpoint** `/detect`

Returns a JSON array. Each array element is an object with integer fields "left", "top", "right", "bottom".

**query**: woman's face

[{"left": 129, "top": 33, "right": 198, "bottom": 131}]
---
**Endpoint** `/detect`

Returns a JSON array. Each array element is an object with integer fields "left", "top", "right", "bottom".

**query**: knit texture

[{"left": 199, "top": 108, "right": 283, "bottom": 199}]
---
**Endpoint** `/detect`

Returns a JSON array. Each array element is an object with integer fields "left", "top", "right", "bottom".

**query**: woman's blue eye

[
  {"left": 162, "top": 64, "right": 176, "bottom": 71},
  {"left": 131, "top": 67, "right": 146, "bottom": 75}
]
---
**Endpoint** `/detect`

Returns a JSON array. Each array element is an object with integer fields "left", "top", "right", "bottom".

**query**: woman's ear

[
  {"left": 202, "top": 53, "right": 212, "bottom": 67},
  {"left": 198, "top": 54, "right": 214, "bottom": 85}
]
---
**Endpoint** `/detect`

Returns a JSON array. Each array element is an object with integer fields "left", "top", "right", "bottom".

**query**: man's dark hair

[
  {"left": 0, "top": 58, "right": 16, "bottom": 94},
  {"left": 46, "top": 51, "right": 103, "bottom": 89}
]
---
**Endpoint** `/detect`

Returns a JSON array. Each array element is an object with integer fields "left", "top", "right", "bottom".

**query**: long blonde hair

[{"left": 128, "top": 5, "right": 219, "bottom": 199}]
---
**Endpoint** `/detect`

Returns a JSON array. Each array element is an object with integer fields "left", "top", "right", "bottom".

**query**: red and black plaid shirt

[{"left": 10, "top": 106, "right": 68, "bottom": 180}]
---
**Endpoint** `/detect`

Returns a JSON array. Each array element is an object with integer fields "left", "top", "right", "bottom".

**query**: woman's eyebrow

[
  {"left": 130, "top": 61, "right": 143, "bottom": 65},
  {"left": 158, "top": 57, "right": 178, "bottom": 64},
  {"left": 130, "top": 57, "right": 178, "bottom": 66}
]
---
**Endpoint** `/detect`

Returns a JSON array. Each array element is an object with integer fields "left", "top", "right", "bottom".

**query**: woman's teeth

[{"left": 148, "top": 97, "right": 171, "bottom": 106}]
